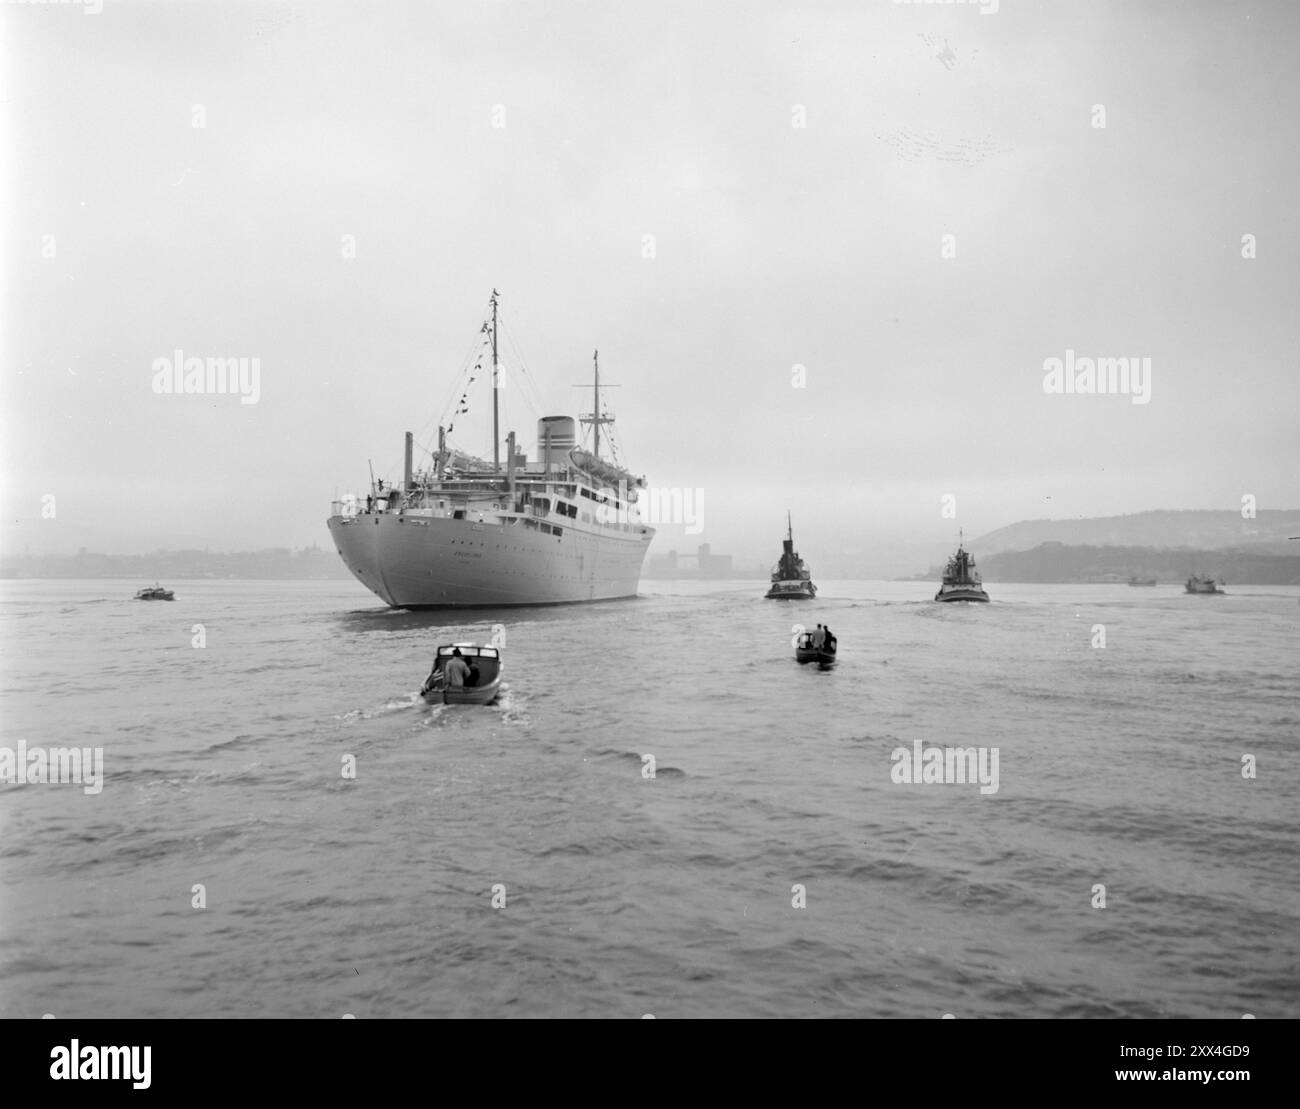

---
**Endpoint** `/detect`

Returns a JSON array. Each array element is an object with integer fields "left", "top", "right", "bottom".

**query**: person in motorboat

[
  {"left": 812, "top": 624, "right": 825, "bottom": 650},
  {"left": 823, "top": 626, "right": 835, "bottom": 654},
  {"left": 465, "top": 658, "right": 480, "bottom": 688},
  {"left": 444, "top": 649, "right": 471, "bottom": 689}
]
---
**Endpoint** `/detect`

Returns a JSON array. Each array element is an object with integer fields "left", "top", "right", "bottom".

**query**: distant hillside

[
  {"left": 0, "top": 546, "right": 352, "bottom": 580},
  {"left": 973, "top": 510, "right": 1300, "bottom": 555},
  {"left": 977, "top": 543, "right": 1300, "bottom": 585}
]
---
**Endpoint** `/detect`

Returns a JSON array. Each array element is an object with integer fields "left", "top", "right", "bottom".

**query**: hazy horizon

[{"left": 5, "top": 1, "right": 1298, "bottom": 571}]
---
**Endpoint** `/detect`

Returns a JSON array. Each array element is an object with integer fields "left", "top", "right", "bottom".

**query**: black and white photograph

[{"left": 2, "top": 0, "right": 1296, "bottom": 1070}]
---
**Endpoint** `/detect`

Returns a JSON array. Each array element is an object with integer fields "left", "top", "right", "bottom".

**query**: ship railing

[
  {"left": 330, "top": 496, "right": 396, "bottom": 517},
  {"left": 389, "top": 472, "right": 631, "bottom": 520}
]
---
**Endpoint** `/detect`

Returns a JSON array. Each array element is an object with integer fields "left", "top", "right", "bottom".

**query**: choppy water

[{"left": 1, "top": 578, "right": 1296, "bottom": 1018}]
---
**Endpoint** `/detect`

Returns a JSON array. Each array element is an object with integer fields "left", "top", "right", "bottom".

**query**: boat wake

[
  {"left": 492, "top": 686, "right": 529, "bottom": 723},
  {"left": 335, "top": 691, "right": 424, "bottom": 722},
  {"left": 413, "top": 684, "right": 522, "bottom": 723},
  {"left": 418, "top": 703, "right": 452, "bottom": 726}
]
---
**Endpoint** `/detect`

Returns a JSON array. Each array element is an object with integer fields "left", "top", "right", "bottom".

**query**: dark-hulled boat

[
  {"left": 794, "top": 629, "right": 837, "bottom": 666},
  {"left": 1185, "top": 576, "right": 1225, "bottom": 594},
  {"left": 134, "top": 584, "right": 174, "bottom": 601},
  {"left": 765, "top": 512, "right": 816, "bottom": 600},
  {"left": 420, "top": 643, "right": 503, "bottom": 704},
  {"left": 934, "top": 534, "right": 989, "bottom": 603}
]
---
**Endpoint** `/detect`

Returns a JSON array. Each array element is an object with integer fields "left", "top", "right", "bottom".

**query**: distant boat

[
  {"left": 765, "top": 512, "right": 816, "bottom": 600},
  {"left": 1185, "top": 576, "right": 1225, "bottom": 595},
  {"left": 420, "top": 643, "right": 503, "bottom": 705},
  {"left": 934, "top": 533, "right": 989, "bottom": 603},
  {"left": 134, "top": 584, "right": 174, "bottom": 601},
  {"left": 794, "top": 629, "right": 836, "bottom": 666},
  {"left": 1128, "top": 576, "right": 1157, "bottom": 586}
]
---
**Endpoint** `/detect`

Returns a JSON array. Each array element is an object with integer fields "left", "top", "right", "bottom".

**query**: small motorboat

[
  {"left": 134, "top": 584, "right": 174, "bottom": 601},
  {"left": 1185, "top": 575, "right": 1225, "bottom": 594},
  {"left": 420, "top": 643, "right": 503, "bottom": 705},
  {"left": 795, "top": 630, "right": 837, "bottom": 666}
]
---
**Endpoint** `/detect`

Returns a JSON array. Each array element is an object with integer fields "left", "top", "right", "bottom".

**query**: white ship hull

[{"left": 327, "top": 511, "right": 653, "bottom": 608}]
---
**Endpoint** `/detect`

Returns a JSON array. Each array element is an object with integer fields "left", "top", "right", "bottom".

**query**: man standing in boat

[
  {"left": 444, "top": 649, "right": 471, "bottom": 689},
  {"left": 812, "top": 624, "right": 825, "bottom": 650}
]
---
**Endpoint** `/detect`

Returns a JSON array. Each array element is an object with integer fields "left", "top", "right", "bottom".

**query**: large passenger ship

[{"left": 326, "top": 292, "right": 655, "bottom": 608}]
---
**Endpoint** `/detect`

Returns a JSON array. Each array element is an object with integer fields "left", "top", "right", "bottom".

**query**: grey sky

[{"left": 4, "top": 0, "right": 1297, "bottom": 569}]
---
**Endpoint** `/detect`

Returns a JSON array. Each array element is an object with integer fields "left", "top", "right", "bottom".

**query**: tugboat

[
  {"left": 934, "top": 533, "right": 989, "bottom": 603},
  {"left": 420, "top": 643, "right": 503, "bottom": 705},
  {"left": 134, "top": 584, "right": 174, "bottom": 601},
  {"left": 765, "top": 512, "right": 816, "bottom": 600},
  {"left": 1185, "top": 575, "right": 1225, "bottom": 595}
]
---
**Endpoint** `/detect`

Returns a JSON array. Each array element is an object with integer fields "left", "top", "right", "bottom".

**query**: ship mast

[
  {"left": 491, "top": 289, "right": 500, "bottom": 472},
  {"left": 577, "top": 350, "right": 617, "bottom": 461}
]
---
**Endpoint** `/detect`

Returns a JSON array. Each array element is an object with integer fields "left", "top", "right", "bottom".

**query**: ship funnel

[{"left": 537, "top": 416, "right": 576, "bottom": 470}]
